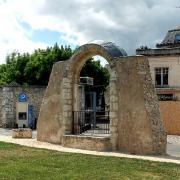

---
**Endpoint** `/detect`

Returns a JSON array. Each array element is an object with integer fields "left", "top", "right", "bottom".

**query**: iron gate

[{"left": 72, "top": 111, "right": 110, "bottom": 135}]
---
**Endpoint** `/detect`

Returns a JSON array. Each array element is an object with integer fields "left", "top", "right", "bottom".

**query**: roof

[
  {"left": 156, "top": 26, "right": 180, "bottom": 48},
  {"left": 90, "top": 40, "right": 127, "bottom": 57}
]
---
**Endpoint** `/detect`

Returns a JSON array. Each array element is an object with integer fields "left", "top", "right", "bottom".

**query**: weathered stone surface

[
  {"left": 12, "top": 128, "right": 32, "bottom": 138},
  {"left": 37, "top": 43, "right": 167, "bottom": 155},
  {"left": 116, "top": 56, "right": 166, "bottom": 154},
  {"left": 37, "top": 62, "right": 67, "bottom": 144},
  {"left": 0, "top": 86, "right": 45, "bottom": 128},
  {"left": 62, "top": 135, "right": 112, "bottom": 151}
]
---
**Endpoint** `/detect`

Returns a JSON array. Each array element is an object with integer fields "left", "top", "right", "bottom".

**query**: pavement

[
  {"left": 0, "top": 128, "right": 180, "bottom": 164},
  {"left": 167, "top": 135, "right": 180, "bottom": 158}
]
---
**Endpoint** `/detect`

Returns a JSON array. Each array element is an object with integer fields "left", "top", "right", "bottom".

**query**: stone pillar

[
  {"left": 109, "top": 66, "right": 119, "bottom": 150},
  {"left": 62, "top": 64, "right": 73, "bottom": 134},
  {"left": 63, "top": 105, "right": 73, "bottom": 134}
]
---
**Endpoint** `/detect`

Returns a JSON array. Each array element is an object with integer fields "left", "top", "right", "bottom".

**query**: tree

[
  {"left": 80, "top": 59, "right": 110, "bottom": 106},
  {"left": 0, "top": 44, "right": 73, "bottom": 85}
]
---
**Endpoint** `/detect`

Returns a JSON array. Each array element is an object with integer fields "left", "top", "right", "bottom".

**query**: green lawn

[{"left": 0, "top": 141, "right": 180, "bottom": 180}]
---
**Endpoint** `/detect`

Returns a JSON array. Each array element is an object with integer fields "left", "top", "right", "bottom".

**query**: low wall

[
  {"left": 62, "top": 135, "right": 112, "bottom": 151},
  {"left": 160, "top": 101, "right": 180, "bottom": 135},
  {"left": 12, "top": 128, "right": 32, "bottom": 138}
]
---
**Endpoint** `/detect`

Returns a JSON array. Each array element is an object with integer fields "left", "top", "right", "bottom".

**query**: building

[
  {"left": 136, "top": 26, "right": 180, "bottom": 135},
  {"left": 0, "top": 84, "right": 46, "bottom": 128}
]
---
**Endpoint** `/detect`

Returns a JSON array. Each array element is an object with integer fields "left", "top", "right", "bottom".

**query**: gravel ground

[
  {"left": 168, "top": 135, "right": 180, "bottom": 145},
  {"left": 0, "top": 128, "right": 180, "bottom": 164}
]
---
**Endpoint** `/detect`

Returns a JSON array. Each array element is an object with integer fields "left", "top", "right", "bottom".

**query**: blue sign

[{"left": 18, "top": 93, "right": 27, "bottom": 102}]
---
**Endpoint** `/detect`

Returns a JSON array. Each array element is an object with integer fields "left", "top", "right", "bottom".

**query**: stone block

[
  {"left": 64, "top": 105, "right": 72, "bottom": 111},
  {"left": 12, "top": 128, "right": 32, "bottom": 138},
  {"left": 62, "top": 135, "right": 112, "bottom": 151},
  {"left": 109, "top": 112, "right": 117, "bottom": 118}
]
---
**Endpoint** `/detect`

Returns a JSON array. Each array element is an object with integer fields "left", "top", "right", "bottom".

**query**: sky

[{"left": 0, "top": 0, "right": 180, "bottom": 64}]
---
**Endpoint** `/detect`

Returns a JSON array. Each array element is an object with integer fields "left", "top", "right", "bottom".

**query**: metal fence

[{"left": 72, "top": 111, "right": 110, "bottom": 135}]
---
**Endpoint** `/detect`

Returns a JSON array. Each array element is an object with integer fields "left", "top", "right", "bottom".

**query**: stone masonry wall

[
  {"left": 37, "top": 61, "right": 67, "bottom": 144},
  {"left": 0, "top": 86, "right": 45, "bottom": 128},
  {"left": 13, "top": 86, "right": 46, "bottom": 122},
  {"left": 116, "top": 56, "right": 166, "bottom": 154},
  {"left": 62, "top": 135, "right": 111, "bottom": 151},
  {"left": 1, "top": 87, "right": 14, "bottom": 127}
]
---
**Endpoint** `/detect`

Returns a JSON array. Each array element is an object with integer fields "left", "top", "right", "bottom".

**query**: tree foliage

[
  {"left": 80, "top": 59, "right": 110, "bottom": 106},
  {"left": 0, "top": 44, "right": 72, "bottom": 85},
  {"left": 80, "top": 59, "right": 109, "bottom": 90}
]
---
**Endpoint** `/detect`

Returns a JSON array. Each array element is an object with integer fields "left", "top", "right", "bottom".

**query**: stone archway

[
  {"left": 63, "top": 42, "right": 126, "bottom": 150},
  {"left": 37, "top": 42, "right": 167, "bottom": 155}
]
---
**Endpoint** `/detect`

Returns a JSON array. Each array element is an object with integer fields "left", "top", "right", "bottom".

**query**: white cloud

[
  {"left": 0, "top": 0, "right": 180, "bottom": 63},
  {"left": 31, "top": 0, "right": 180, "bottom": 53},
  {"left": 0, "top": 0, "right": 47, "bottom": 63}
]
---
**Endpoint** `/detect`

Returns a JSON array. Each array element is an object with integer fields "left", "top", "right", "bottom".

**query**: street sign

[{"left": 18, "top": 93, "right": 27, "bottom": 102}]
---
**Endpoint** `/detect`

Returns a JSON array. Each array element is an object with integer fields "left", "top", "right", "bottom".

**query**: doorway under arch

[{"left": 72, "top": 56, "right": 110, "bottom": 135}]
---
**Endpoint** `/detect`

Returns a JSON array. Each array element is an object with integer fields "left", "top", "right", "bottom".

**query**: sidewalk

[{"left": 0, "top": 128, "right": 180, "bottom": 164}]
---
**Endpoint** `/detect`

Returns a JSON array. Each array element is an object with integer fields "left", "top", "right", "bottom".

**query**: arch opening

[
  {"left": 61, "top": 43, "right": 121, "bottom": 142},
  {"left": 62, "top": 43, "right": 122, "bottom": 148},
  {"left": 72, "top": 55, "right": 111, "bottom": 136}
]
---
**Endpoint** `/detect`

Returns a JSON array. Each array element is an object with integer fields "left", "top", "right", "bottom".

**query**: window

[
  {"left": 175, "top": 34, "right": 180, "bottom": 41},
  {"left": 155, "top": 67, "right": 169, "bottom": 87},
  {"left": 18, "top": 112, "right": 27, "bottom": 120}
]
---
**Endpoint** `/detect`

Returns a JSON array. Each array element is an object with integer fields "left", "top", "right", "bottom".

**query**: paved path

[
  {"left": 167, "top": 135, "right": 180, "bottom": 158},
  {"left": 0, "top": 128, "right": 180, "bottom": 164}
]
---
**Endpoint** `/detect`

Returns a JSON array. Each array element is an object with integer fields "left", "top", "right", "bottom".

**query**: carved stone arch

[
  {"left": 62, "top": 42, "right": 126, "bottom": 149},
  {"left": 69, "top": 42, "right": 127, "bottom": 82}
]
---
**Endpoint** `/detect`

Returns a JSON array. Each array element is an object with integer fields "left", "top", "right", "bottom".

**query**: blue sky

[
  {"left": 19, "top": 21, "right": 77, "bottom": 48},
  {"left": 30, "top": 29, "right": 76, "bottom": 48},
  {"left": 0, "top": 0, "right": 180, "bottom": 64}
]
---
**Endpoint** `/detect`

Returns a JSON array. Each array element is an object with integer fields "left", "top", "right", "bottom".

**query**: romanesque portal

[{"left": 37, "top": 42, "right": 166, "bottom": 155}]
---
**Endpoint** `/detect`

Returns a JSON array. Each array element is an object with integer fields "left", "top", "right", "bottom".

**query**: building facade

[
  {"left": 137, "top": 26, "right": 180, "bottom": 100},
  {"left": 137, "top": 26, "right": 180, "bottom": 135}
]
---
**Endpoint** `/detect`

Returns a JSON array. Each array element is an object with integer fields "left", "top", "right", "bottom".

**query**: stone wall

[
  {"left": 13, "top": 86, "right": 45, "bottom": 122},
  {"left": 116, "top": 56, "right": 166, "bottom": 154},
  {"left": 37, "top": 61, "right": 66, "bottom": 144},
  {"left": 62, "top": 135, "right": 111, "bottom": 151},
  {"left": 0, "top": 85, "right": 46, "bottom": 128},
  {"left": 160, "top": 101, "right": 180, "bottom": 135},
  {"left": 1, "top": 87, "right": 14, "bottom": 127}
]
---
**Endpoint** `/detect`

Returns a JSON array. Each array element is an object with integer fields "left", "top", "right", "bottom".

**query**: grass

[{"left": 0, "top": 141, "right": 180, "bottom": 180}]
